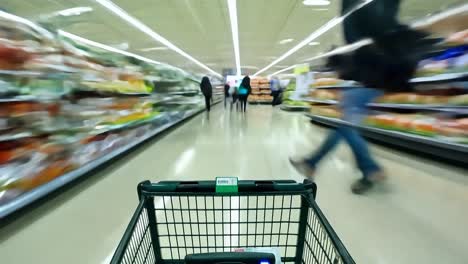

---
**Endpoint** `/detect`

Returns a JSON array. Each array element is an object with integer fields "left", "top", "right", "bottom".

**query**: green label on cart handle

[{"left": 216, "top": 177, "right": 238, "bottom": 193}]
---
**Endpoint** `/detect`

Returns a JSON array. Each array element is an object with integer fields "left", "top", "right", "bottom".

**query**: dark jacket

[
  {"left": 224, "top": 84, "right": 230, "bottom": 97},
  {"left": 330, "top": 0, "right": 428, "bottom": 92},
  {"left": 200, "top": 77, "right": 212, "bottom": 97},
  {"left": 239, "top": 76, "right": 252, "bottom": 96}
]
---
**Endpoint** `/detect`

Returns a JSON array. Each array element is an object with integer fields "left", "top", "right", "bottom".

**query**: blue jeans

[{"left": 306, "top": 88, "right": 383, "bottom": 178}]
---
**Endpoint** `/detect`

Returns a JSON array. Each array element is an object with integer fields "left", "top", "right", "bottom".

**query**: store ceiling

[{"left": 1, "top": 0, "right": 466, "bottom": 76}]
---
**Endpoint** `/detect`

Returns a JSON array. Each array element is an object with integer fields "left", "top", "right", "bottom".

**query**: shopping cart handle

[
  {"left": 185, "top": 252, "right": 275, "bottom": 264},
  {"left": 138, "top": 180, "right": 316, "bottom": 197}
]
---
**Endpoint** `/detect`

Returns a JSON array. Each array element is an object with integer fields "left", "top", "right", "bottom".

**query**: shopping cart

[{"left": 110, "top": 180, "right": 355, "bottom": 264}]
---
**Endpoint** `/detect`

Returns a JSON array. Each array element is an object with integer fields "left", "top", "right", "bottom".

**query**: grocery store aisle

[{"left": 1, "top": 105, "right": 468, "bottom": 264}]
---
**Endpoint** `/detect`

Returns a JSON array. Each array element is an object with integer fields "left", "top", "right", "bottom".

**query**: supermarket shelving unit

[
  {"left": 0, "top": 107, "right": 202, "bottom": 219},
  {"left": 307, "top": 114, "right": 468, "bottom": 165},
  {"left": 280, "top": 104, "right": 309, "bottom": 111},
  {"left": 0, "top": 10, "right": 224, "bottom": 220}
]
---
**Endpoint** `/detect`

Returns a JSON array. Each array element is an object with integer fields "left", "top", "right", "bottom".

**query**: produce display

[
  {"left": 0, "top": 12, "right": 207, "bottom": 216},
  {"left": 281, "top": 80, "right": 309, "bottom": 109},
  {"left": 249, "top": 77, "right": 272, "bottom": 103}
]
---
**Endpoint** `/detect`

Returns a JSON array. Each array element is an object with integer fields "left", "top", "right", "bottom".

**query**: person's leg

[
  {"left": 337, "top": 125, "right": 380, "bottom": 176},
  {"left": 290, "top": 129, "right": 341, "bottom": 178},
  {"left": 205, "top": 96, "right": 211, "bottom": 112},
  {"left": 244, "top": 97, "right": 248, "bottom": 112},
  {"left": 305, "top": 130, "right": 342, "bottom": 166},
  {"left": 341, "top": 88, "right": 385, "bottom": 193}
]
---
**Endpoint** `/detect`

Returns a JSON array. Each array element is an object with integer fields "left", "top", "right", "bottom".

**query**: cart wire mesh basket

[{"left": 111, "top": 180, "right": 355, "bottom": 264}]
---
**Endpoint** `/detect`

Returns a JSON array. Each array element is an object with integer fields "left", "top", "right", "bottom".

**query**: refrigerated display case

[{"left": 0, "top": 11, "right": 212, "bottom": 218}]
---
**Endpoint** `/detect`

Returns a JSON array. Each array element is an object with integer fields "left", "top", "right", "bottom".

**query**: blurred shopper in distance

[
  {"left": 290, "top": 0, "right": 430, "bottom": 194},
  {"left": 200, "top": 76, "right": 212, "bottom": 112},
  {"left": 270, "top": 76, "right": 282, "bottom": 106},
  {"left": 237, "top": 76, "right": 251, "bottom": 112},
  {"left": 224, "top": 83, "right": 230, "bottom": 108},
  {"left": 228, "top": 82, "right": 237, "bottom": 111}
]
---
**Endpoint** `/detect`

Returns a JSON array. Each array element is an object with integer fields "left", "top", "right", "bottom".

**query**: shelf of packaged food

[
  {"left": 251, "top": 92, "right": 271, "bottom": 95},
  {"left": 310, "top": 72, "right": 468, "bottom": 90},
  {"left": 306, "top": 114, "right": 468, "bottom": 164},
  {"left": 0, "top": 106, "right": 207, "bottom": 219},
  {"left": 410, "top": 72, "right": 468, "bottom": 84},
  {"left": 303, "top": 98, "right": 339, "bottom": 104},
  {"left": 248, "top": 100, "right": 272, "bottom": 104},
  {"left": 0, "top": 69, "right": 79, "bottom": 81},
  {"left": 304, "top": 97, "right": 468, "bottom": 113},
  {"left": 167, "top": 90, "right": 199, "bottom": 96},
  {"left": 368, "top": 103, "right": 468, "bottom": 113}
]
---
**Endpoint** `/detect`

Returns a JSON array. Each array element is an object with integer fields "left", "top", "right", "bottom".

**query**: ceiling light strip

[
  {"left": 94, "top": 0, "right": 222, "bottom": 77},
  {"left": 253, "top": 0, "right": 373, "bottom": 77},
  {"left": 227, "top": 0, "right": 241, "bottom": 76},
  {"left": 58, "top": 30, "right": 162, "bottom": 65},
  {"left": 267, "top": 64, "right": 297, "bottom": 78}
]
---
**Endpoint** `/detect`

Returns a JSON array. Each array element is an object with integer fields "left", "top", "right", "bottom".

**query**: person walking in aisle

[
  {"left": 228, "top": 83, "right": 237, "bottom": 111},
  {"left": 270, "top": 76, "right": 282, "bottom": 106},
  {"left": 290, "top": 0, "right": 429, "bottom": 194},
  {"left": 237, "top": 76, "right": 251, "bottom": 112},
  {"left": 224, "top": 83, "right": 230, "bottom": 108},
  {"left": 200, "top": 76, "right": 212, "bottom": 112}
]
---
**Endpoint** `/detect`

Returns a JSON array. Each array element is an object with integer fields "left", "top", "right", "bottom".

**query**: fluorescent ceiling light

[
  {"left": 241, "top": 65, "right": 259, "bottom": 70},
  {"left": 412, "top": 3, "right": 468, "bottom": 28},
  {"left": 268, "top": 65, "right": 297, "bottom": 78},
  {"left": 279, "top": 38, "right": 294, "bottom": 44},
  {"left": 254, "top": 0, "right": 373, "bottom": 77},
  {"left": 141, "top": 46, "right": 169, "bottom": 52},
  {"left": 227, "top": 0, "right": 241, "bottom": 76},
  {"left": 303, "top": 0, "right": 330, "bottom": 6},
  {"left": 308, "top": 41, "right": 320, "bottom": 46},
  {"left": 0, "top": 10, "right": 55, "bottom": 40},
  {"left": 110, "top": 42, "right": 129, "bottom": 50},
  {"left": 303, "top": 38, "right": 372, "bottom": 62},
  {"left": 54, "top": 7, "right": 93, "bottom": 17},
  {"left": 313, "top": 8, "right": 329, "bottom": 11},
  {"left": 93, "top": 0, "right": 221, "bottom": 77},
  {"left": 58, "top": 30, "right": 162, "bottom": 65}
]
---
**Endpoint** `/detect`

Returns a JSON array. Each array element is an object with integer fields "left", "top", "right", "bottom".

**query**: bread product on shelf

[{"left": 312, "top": 78, "right": 343, "bottom": 87}]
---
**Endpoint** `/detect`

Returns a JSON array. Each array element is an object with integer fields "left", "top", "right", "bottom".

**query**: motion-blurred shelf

[
  {"left": 0, "top": 107, "right": 207, "bottom": 219},
  {"left": 307, "top": 114, "right": 468, "bottom": 164}
]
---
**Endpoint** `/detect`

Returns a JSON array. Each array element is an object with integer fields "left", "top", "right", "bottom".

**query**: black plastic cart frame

[{"left": 111, "top": 180, "right": 355, "bottom": 264}]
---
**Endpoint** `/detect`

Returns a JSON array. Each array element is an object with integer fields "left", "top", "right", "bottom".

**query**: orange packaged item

[{"left": 15, "top": 160, "right": 76, "bottom": 191}]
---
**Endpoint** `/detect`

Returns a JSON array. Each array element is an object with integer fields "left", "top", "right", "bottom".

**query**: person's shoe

[
  {"left": 351, "top": 178, "right": 373, "bottom": 194},
  {"left": 351, "top": 170, "right": 386, "bottom": 194},
  {"left": 289, "top": 158, "right": 315, "bottom": 180}
]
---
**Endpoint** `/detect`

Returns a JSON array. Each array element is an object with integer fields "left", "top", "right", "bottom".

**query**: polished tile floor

[{"left": 1, "top": 105, "right": 467, "bottom": 264}]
